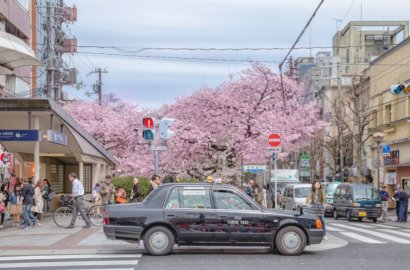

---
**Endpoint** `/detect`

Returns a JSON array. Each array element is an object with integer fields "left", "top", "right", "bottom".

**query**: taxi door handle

[
  {"left": 167, "top": 214, "right": 176, "bottom": 218},
  {"left": 218, "top": 215, "right": 228, "bottom": 219}
]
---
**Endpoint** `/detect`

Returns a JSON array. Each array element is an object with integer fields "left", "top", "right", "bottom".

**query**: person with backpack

[{"left": 379, "top": 185, "right": 391, "bottom": 222}]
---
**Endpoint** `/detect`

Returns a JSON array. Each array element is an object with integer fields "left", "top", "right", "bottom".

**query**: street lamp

[{"left": 373, "top": 132, "right": 384, "bottom": 189}]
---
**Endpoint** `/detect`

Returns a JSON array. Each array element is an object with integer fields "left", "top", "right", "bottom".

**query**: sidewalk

[{"left": 0, "top": 215, "right": 136, "bottom": 256}]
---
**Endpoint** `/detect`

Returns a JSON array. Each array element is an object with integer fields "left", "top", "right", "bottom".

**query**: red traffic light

[{"left": 143, "top": 117, "right": 154, "bottom": 128}]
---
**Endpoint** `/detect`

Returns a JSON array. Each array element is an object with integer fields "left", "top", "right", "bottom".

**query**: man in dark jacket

[
  {"left": 21, "top": 178, "right": 37, "bottom": 229},
  {"left": 393, "top": 188, "right": 402, "bottom": 222},
  {"left": 148, "top": 175, "right": 161, "bottom": 194},
  {"left": 398, "top": 187, "right": 409, "bottom": 222}
]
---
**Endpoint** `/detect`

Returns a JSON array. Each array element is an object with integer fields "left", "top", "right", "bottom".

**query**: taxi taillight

[
  {"left": 315, "top": 218, "right": 323, "bottom": 230},
  {"left": 103, "top": 209, "right": 109, "bottom": 225}
]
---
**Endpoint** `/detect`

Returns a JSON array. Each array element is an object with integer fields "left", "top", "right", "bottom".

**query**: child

[{"left": 116, "top": 185, "right": 127, "bottom": 204}]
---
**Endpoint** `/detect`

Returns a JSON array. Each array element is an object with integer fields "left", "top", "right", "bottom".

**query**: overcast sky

[{"left": 64, "top": 0, "right": 409, "bottom": 108}]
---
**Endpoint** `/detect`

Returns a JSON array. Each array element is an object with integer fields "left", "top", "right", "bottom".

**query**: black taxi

[{"left": 103, "top": 183, "right": 323, "bottom": 256}]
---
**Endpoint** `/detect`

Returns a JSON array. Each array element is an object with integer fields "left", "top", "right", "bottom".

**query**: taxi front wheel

[
  {"left": 275, "top": 226, "right": 306, "bottom": 256},
  {"left": 144, "top": 226, "right": 175, "bottom": 256}
]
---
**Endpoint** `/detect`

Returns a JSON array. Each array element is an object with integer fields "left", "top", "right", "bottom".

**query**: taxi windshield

[
  {"left": 353, "top": 188, "right": 380, "bottom": 200},
  {"left": 295, "top": 187, "right": 310, "bottom": 198},
  {"left": 326, "top": 183, "right": 340, "bottom": 195}
]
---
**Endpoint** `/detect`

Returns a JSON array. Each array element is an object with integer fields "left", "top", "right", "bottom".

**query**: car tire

[
  {"left": 372, "top": 218, "right": 377, "bottom": 223},
  {"left": 144, "top": 226, "right": 175, "bottom": 256},
  {"left": 275, "top": 226, "right": 307, "bottom": 256},
  {"left": 333, "top": 209, "right": 339, "bottom": 220},
  {"left": 346, "top": 211, "right": 352, "bottom": 221}
]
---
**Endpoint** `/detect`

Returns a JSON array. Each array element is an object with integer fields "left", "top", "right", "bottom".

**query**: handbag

[{"left": 0, "top": 204, "right": 5, "bottom": 213}]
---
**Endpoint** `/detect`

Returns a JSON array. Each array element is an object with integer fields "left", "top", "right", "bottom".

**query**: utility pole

[
  {"left": 91, "top": 68, "right": 108, "bottom": 104},
  {"left": 54, "top": 0, "right": 64, "bottom": 100},
  {"left": 338, "top": 62, "right": 344, "bottom": 182},
  {"left": 45, "top": 1, "right": 52, "bottom": 98}
]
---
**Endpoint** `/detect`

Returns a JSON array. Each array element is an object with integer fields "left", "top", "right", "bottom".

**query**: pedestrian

[
  {"left": 32, "top": 179, "right": 44, "bottom": 226},
  {"left": 67, "top": 172, "right": 91, "bottom": 229},
  {"left": 398, "top": 186, "right": 409, "bottom": 223},
  {"left": 92, "top": 183, "right": 101, "bottom": 204},
  {"left": 131, "top": 177, "right": 142, "bottom": 203},
  {"left": 306, "top": 180, "right": 327, "bottom": 240},
  {"left": 8, "top": 183, "right": 23, "bottom": 227},
  {"left": 148, "top": 175, "right": 161, "bottom": 193},
  {"left": 0, "top": 183, "right": 7, "bottom": 229},
  {"left": 392, "top": 188, "right": 401, "bottom": 222},
  {"left": 261, "top": 185, "right": 268, "bottom": 208},
  {"left": 21, "top": 178, "right": 37, "bottom": 229},
  {"left": 378, "top": 185, "right": 391, "bottom": 222},
  {"left": 99, "top": 175, "right": 116, "bottom": 205},
  {"left": 254, "top": 183, "right": 263, "bottom": 205},
  {"left": 42, "top": 179, "right": 51, "bottom": 213},
  {"left": 116, "top": 185, "right": 127, "bottom": 204},
  {"left": 245, "top": 179, "right": 255, "bottom": 198}
]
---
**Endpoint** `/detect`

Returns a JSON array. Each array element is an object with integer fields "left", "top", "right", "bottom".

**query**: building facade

[{"left": 367, "top": 37, "right": 410, "bottom": 197}]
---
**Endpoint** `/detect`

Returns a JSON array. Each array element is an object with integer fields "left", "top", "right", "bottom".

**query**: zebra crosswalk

[
  {"left": 0, "top": 253, "right": 142, "bottom": 270},
  {"left": 327, "top": 221, "right": 410, "bottom": 244}
]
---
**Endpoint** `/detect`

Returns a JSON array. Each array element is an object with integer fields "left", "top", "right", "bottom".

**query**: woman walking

[
  {"left": 32, "top": 179, "right": 44, "bottom": 226},
  {"left": 306, "top": 181, "right": 328, "bottom": 240},
  {"left": 131, "top": 177, "right": 142, "bottom": 203},
  {"left": 8, "top": 183, "right": 23, "bottom": 227}
]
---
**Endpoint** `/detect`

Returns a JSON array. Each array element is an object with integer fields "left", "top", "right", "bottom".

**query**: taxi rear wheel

[
  {"left": 144, "top": 226, "right": 175, "bottom": 256},
  {"left": 275, "top": 226, "right": 306, "bottom": 256}
]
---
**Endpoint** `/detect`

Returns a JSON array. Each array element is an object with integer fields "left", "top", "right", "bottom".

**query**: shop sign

[
  {"left": 47, "top": 130, "right": 68, "bottom": 146},
  {"left": 0, "top": 130, "right": 40, "bottom": 141},
  {"left": 385, "top": 172, "right": 396, "bottom": 185}
]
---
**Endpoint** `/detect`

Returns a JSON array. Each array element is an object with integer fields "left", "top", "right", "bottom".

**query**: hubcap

[
  {"left": 282, "top": 231, "right": 302, "bottom": 252},
  {"left": 149, "top": 231, "right": 169, "bottom": 252}
]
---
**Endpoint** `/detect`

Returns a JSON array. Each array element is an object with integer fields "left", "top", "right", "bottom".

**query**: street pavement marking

[
  {"left": 60, "top": 269, "right": 135, "bottom": 270},
  {"left": 331, "top": 223, "right": 410, "bottom": 244},
  {"left": 339, "top": 232, "right": 386, "bottom": 244},
  {"left": 377, "top": 229, "right": 410, "bottom": 238},
  {"left": 325, "top": 225, "right": 346, "bottom": 232},
  {"left": 0, "top": 254, "right": 141, "bottom": 261},
  {"left": 0, "top": 260, "right": 139, "bottom": 269},
  {"left": 373, "top": 224, "right": 400, "bottom": 229},
  {"left": 344, "top": 223, "right": 374, "bottom": 228}
]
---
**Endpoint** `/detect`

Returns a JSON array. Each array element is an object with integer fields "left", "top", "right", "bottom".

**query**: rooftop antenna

[{"left": 331, "top": 17, "right": 342, "bottom": 31}]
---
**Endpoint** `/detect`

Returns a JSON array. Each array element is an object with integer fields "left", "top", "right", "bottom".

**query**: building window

[
  {"left": 83, "top": 164, "right": 92, "bottom": 193},
  {"left": 371, "top": 110, "right": 377, "bottom": 128},
  {"left": 385, "top": 104, "right": 392, "bottom": 124}
]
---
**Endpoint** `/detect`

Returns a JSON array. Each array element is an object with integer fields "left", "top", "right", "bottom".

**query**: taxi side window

[
  {"left": 165, "top": 188, "right": 212, "bottom": 209},
  {"left": 213, "top": 189, "right": 253, "bottom": 210},
  {"left": 288, "top": 189, "right": 294, "bottom": 198}
]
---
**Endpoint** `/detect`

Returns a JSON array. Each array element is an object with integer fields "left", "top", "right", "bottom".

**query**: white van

[{"left": 282, "top": 184, "right": 311, "bottom": 211}]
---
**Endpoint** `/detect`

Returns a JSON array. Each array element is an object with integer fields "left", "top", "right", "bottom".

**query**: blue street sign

[
  {"left": 0, "top": 130, "right": 40, "bottom": 141},
  {"left": 382, "top": 145, "right": 391, "bottom": 156},
  {"left": 47, "top": 130, "right": 68, "bottom": 146}
]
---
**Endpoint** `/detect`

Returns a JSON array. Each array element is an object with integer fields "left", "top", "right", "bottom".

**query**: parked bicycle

[{"left": 53, "top": 194, "right": 106, "bottom": 228}]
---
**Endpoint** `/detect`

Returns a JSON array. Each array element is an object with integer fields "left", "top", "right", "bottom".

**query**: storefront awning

[{"left": 0, "top": 31, "right": 41, "bottom": 71}]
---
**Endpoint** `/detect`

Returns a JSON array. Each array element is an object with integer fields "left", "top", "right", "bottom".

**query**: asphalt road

[{"left": 137, "top": 244, "right": 407, "bottom": 270}]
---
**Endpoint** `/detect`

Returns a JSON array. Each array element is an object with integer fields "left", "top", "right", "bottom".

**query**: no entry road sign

[{"left": 268, "top": 133, "right": 281, "bottom": 147}]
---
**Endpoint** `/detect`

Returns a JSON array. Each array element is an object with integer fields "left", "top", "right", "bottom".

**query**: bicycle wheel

[
  {"left": 88, "top": 204, "right": 106, "bottom": 227},
  {"left": 54, "top": 206, "right": 73, "bottom": 228}
]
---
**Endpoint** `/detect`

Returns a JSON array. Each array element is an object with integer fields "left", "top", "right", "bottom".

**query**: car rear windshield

[
  {"left": 353, "top": 188, "right": 380, "bottom": 200},
  {"left": 295, "top": 187, "right": 310, "bottom": 198}
]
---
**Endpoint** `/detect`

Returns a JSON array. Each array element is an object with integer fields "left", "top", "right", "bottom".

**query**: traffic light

[
  {"left": 142, "top": 117, "right": 155, "bottom": 141},
  {"left": 159, "top": 118, "right": 175, "bottom": 141}
]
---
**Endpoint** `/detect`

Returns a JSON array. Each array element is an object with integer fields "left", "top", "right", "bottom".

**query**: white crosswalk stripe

[
  {"left": 330, "top": 223, "right": 410, "bottom": 244},
  {"left": 0, "top": 253, "right": 141, "bottom": 269},
  {"left": 339, "top": 232, "right": 386, "bottom": 244}
]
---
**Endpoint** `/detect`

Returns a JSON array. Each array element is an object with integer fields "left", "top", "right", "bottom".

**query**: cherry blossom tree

[{"left": 63, "top": 64, "right": 325, "bottom": 181}]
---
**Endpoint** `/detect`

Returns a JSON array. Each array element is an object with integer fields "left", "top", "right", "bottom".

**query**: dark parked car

[
  {"left": 333, "top": 183, "right": 382, "bottom": 222},
  {"left": 103, "top": 183, "right": 324, "bottom": 256}
]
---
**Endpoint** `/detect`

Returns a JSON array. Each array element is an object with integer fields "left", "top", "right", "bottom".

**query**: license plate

[{"left": 359, "top": 211, "right": 367, "bottom": 217}]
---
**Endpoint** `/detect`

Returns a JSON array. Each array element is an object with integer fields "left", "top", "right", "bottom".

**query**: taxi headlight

[
  {"left": 352, "top": 203, "right": 361, "bottom": 207},
  {"left": 375, "top": 204, "right": 382, "bottom": 208}
]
